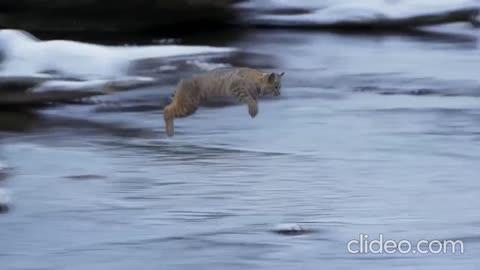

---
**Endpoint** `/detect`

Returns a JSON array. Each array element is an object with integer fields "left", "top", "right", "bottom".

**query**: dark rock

[
  {"left": 0, "top": 188, "right": 10, "bottom": 214},
  {"left": 0, "top": 204, "right": 9, "bottom": 214},
  {"left": 271, "top": 223, "right": 314, "bottom": 236}
]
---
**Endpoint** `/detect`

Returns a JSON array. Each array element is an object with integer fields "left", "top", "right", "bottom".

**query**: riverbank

[
  {"left": 0, "top": 0, "right": 236, "bottom": 33},
  {"left": 1, "top": 0, "right": 479, "bottom": 33}
]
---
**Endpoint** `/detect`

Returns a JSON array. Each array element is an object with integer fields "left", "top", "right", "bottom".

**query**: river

[{"left": 1, "top": 7, "right": 480, "bottom": 270}]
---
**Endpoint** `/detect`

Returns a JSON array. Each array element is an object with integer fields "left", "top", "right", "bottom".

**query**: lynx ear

[
  {"left": 267, "top": 72, "right": 276, "bottom": 83},
  {"left": 279, "top": 72, "right": 285, "bottom": 77}
]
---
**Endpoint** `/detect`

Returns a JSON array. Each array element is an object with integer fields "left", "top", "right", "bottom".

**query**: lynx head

[{"left": 260, "top": 72, "right": 284, "bottom": 96}]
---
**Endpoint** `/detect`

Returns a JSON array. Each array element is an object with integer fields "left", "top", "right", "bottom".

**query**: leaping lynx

[{"left": 164, "top": 67, "right": 284, "bottom": 137}]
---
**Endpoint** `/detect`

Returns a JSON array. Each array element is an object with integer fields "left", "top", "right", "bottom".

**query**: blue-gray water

[{"left": 1, "top": 26, "right": 480, "bottom": 269}]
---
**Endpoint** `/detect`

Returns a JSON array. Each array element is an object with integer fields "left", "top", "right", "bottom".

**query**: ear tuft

[{"left": 279, "top": 72, "right": 285, "bottom": 77}]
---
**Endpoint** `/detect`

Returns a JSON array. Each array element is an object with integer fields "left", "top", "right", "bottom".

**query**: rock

[
  {"left": 0, "top": 162, "right": 9, "bottom": 180},
  {"left": 272, "top": 223, "right": 313, "bottom": 236},
  {"left": 0, "top": 188, "right": 11, "bottom": 213}
]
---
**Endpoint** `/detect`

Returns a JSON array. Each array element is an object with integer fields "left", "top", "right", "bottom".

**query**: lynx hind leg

[
  {"left": 163, "top": 80, "right": 200, "bottom": 137},
  {"left": 164, "top": 103, "right": 200, "bottom": 137}
]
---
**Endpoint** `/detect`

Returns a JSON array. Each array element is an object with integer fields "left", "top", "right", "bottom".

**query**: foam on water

[
  {"left": 31, "top": 77, "right": 156, "bottom": 93},
  {"left": 0, "top": 29, "right": 235, "bottom": 81}
]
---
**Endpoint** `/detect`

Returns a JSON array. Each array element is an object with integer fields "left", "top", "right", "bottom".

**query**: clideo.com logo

[{"left": 347, "top": 234, "right": 464, "bottom": 255}]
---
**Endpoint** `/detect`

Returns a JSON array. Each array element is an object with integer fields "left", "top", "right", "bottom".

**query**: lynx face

[{"left": 260, "top": 72, "right": 284, "bottom": 96}]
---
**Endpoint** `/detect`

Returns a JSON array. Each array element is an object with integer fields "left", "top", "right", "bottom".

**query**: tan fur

[{"left": 164, "top": 67, "right": 284, "bottom": 137}]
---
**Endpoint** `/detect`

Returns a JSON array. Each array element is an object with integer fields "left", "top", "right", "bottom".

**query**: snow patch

[
  {"left": 0, "top": 29, "right": 235, "bottom": 81},
  {"left": 186, "top": 60, "right": 231, "bottom": 71},
  {"left": 242, "top": 0, "right": 480, "bottom": 27}
]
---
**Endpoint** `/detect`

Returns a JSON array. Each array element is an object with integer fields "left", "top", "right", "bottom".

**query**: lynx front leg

[
  {"left": 247, "top": 99, "right": 258, "bottom": 118},
  {"left": 164, "top": 103, "right": 177, "bottom": 137},
  {"left": 231, "top": 82, "right": 259, "bottom": 119}
]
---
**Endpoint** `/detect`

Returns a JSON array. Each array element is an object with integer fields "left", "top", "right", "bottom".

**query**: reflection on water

[{"left": 1, "top": 28, "right": 480, "bottom": 269}]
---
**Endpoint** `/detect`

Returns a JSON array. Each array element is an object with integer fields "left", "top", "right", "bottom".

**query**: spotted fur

[{"left": 164, "top": 67, "right": 284, "bottom": 137}]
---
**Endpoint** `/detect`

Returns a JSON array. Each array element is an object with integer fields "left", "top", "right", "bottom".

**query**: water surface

[{"left": 1, "top": 26, "right": 480, "bottom": 269}]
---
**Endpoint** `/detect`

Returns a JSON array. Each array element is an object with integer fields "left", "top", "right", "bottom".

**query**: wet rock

[
  {"left": 0, "top": 76, "right": 50, "bottom": 93},
  {"left": 0, "top": 188, "right": 11, "bottom": 213},
  {"left": 272, "top": 223, "right": 313, "bottom": 236},
  {"left": 0, "top": 162, "right": 9, "bottom": 180}
]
